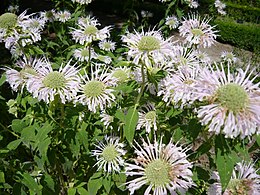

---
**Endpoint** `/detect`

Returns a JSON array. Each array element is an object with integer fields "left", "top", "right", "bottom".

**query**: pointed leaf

[
  {"left": 44, "top": 174, "right": 55, "bottom": 192},
  {"left": 7, "top": 139, "right": 22, "bottom": 150},
  {"left": 21, "top": 172, "right": 42, "bottom": 195},
  {"left": 216, "top": 149, "right": 239, "bottom": 191},
  {"left": 124, "top": 107, "right": 138, "bottom": 144}
]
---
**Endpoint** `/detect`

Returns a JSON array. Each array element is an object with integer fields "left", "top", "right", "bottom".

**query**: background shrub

[{"left": 214, "top": 17, "right": 260, "bottom": 52}]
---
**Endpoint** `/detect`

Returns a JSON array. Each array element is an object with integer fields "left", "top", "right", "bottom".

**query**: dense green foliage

[
  {"left": 0, "top": 0, "right": 259, "bottom": 195},
  {"left": 225, "top": 2, "right": 260, "bottom": 23},
  {"left": 215, "top": 18, "right": 260, "bottom": 52}
]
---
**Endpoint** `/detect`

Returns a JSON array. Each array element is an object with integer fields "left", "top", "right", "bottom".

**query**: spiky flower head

[
  {"left": 5, "top": 56, "right": 47, "bottom": 92},
  {"left": 121, "top": 28, "right": 174, "bottom": 66},
  {"left": 171, "top": 45, "right": 199, "bottom": 68},
  {"left": 158, "top": 65, "right": 202, "bottom": 108},
  {"left": 98, "top": 39, "right": 116, "bottom": 51},
  {"left": 71, "top": 0, "right": 93, "bottom": 5},
  {"left": 40, "top": 9, "right": 56, "bottom": 22},
  {"left": 165, "top": 15, "right": 179, "bottom": 30},
  {"left": 0, "top": 11, "right": 45, "bottom": 51},
  {"left": 100, "top": 112, "right": 114, "bottom": 129},
  {"left": 214, "top": 0, "right": 226, "bottom": 15},
  {"left": 195, "top": 50, "right": 211, "bottom": 65},
  {"left": 208, "top": 161, "right": 260, "bottom": 195},
  {"left": 111, "top": 66, "right": 133, "bottom": 84},
  {"left": 27, "top": 60, "right": 81, "bottom": 104},
  {"left": 137, "top": 103, "right": 157, "bottom": 133},
  {"left": 196, "top": 64, "right": 260, "bottom": 138},
  {"left": 0, "top": 13, "right": 17, "bottom": 29},
  {"left": 73, "top": 47, "right": 97, "bottom": 62},
  {"left": 125, "top": 137, "right": 194, "bottom": 195},
  {"left": 7, "top": 5, "right": 19, "bottom": 14},
  {"left": 184, "top": 0, "right": 199, "bottom": 8},
  {"left": 75, "top": 64, "right": 117, "bottom": 113},
  {"left": 179, "top": 13, "right": 218, "bottom": 48},
  {"left": 92, "top": 136, "right": 126, "bottom": 173},
  {"left": 221, "top": 51, "right": 237, "bottom": 64},
  {"left": 70, "top": 16, "right": 111, "bottom": 45},
  {"left": 54, "top": 10, "right": 71, "bottom": 23}
]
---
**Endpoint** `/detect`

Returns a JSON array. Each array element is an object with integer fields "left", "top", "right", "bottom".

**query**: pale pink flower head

[
  {"left": 75, "top": 64, "right": 117, "bottom": 113},
  {"left": 92, "top": 136, "right": 126, "bottom": 173},
  {"left": 179, "top": 13, "right": 218, "bottom": 48},
  {"left": 196, "top": 64, "right": 260, "bottom": 138},
  {"left": 121, "top": 28, "right": 174, "bottom": 66},
  {"left": 208, "top": 161, "right": 260, "bottom": 195},
  {"left": 125, "top": 137, "right": 194, "bottom": 195},
  {"left": 27, "top": 59, "right": 81, "bottom": 104}
]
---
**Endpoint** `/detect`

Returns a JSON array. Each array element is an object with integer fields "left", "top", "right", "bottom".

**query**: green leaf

[
  {"left": 0, "top": 172, "right": 5, "bottom": 183},
  {"left": 21, "top": 172, "right": 42, "bottom": 195},
  {"left": 36, "top": 122, "right": 52, "bottom": 141},
  {"left": 11, "top": 119, "right": 27, "bottom": 133},
  {"left": 7, "top": 139, "right": 22, "bottom": 150},
  {"left": 124, "top": 107, "right": 138, "bottom": 144},
  {"left": 44, "top": 174, "right": 55, "bottom": 192},
  {"left": 77, "top": 187, "right": 88, "bottom": 195},
  {"left": 102, "top": 177, "right": 112, "bottom": 194},
  {"left": 21, "top": 126, "right": 36, "bottom": 144},
  {"left": 0, "top": 73, "right": 6, "bottom": 86},
  {"left": 32, "top": 46, "right": 44, "bottom": 54},
  {"left": 256, "top": 135, "right": 260, "bottom": 146},
  {"left": 77, "top": 129, "right": 89, "bottom": 151},
  {"left": 113, "top": 173, "right": 126, "bottom": 190},
  {"left": 115, "top": 110, "right": 125, "bottom": 122},
  {"left": 38, "top": 138, "right": 51, "bottom": 158},
  {"left": 68, "top": 187, "right": 77, "bottom": 195},
  {"left": 88, "top": 172, "right": 103, "bottom": 195},
  {"left": 216, "top": 149, "right": 239, "bottom": 191}
]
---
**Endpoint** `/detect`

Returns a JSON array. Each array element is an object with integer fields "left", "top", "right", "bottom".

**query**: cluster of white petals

[
  {"left": 208, "top": 161, "right": 260, "bottom": 195},
  {"left": 70, "top": 16, "right": 111, "bottom": 45},
  {"left": 121, "top": 29, "right": 174, "bottom": 66},
  {"left": 179, "top": 14, "right": 218, "bottom": 48},
  {"left": 0, "top": 11, "right": 46, "bottom": 54},
  {"left": 125, "top": 137, "right": 194, "bottom": 195},
  {"left": 196, "top": 64, "right": 260, "bottom": 138},
  {"left": 92, "top": 136, "right": 126, "bottom": 173}
]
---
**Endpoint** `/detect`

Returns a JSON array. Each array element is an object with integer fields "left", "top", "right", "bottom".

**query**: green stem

[
  {"left": 60, "top": 102, "right": 65, "bottom": 127},
  {"left": 0, "top": 122, "right": 20, "bottom": 138},
  {"left": 134, "top": 61, "right": 146, "bottom": 109},
  {"left": 87, "top": 43, "right": 92, "bottom": 70}
]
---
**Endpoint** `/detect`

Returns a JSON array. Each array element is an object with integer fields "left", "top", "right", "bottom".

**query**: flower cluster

[
  {"left": 121, "top": 29, "right": 174, "bottom": 66},
  {"left": 125, "top": 137, "right": 194, "bottom": 195},
  {"left": 179, "top": 14, "right": 218, "bottom": 48},
  {"left": 0, "top": 11, "right": 46, "bottom": 53},
  {"left": 71, "top": 16, "right": 111, "bottom": 45},
  {"left": 208, "top": 161, "right": 260, "bottom": 195},
  {"left": 214, "top": 0, "right": 226, "bottom": 15}
]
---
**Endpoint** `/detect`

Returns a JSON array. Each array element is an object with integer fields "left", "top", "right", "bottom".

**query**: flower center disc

[
  {"left": 217, "top": 83, "right": 249, "bottom": 113},
  {"left": 226, "top": 179, "right": 251, "bottom": 194},
  {"left": 20, "top": 67, "right": 37, "bottom": 79},
  {"left": 83, "top": 80, "right": 105, "bottom": 97},
  {"left": 113, "top": 70, "right": 128, "bottom": 83},
  {"left": 102, "top": 145, "right": 118, "bottom": 162},
  {"left": 138, "top": 36, "right": 160, "bottom": 51},
  {"left": 191, "top": 28, "right": 204, "bottom": 36},
  {"left": 145, "top": 111, "right": 156, "bottom": 121},
  {"left": 145, "top": 159, "right": 170, "bottom": 187},
  {"left": 80, "top": 49, "right": 89, "bottom": 57},
  {"left": 43, "top": 71, "right": 66, "bottom": 89},
  {"left": 0, "top": 13, "right": 17, "bottom": 29},
  {"left": 84, "top": 25, "right": 98, "bottom": 35},
  {"left": 103, "top": 42, "right": 111, "bottom": 50}
]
